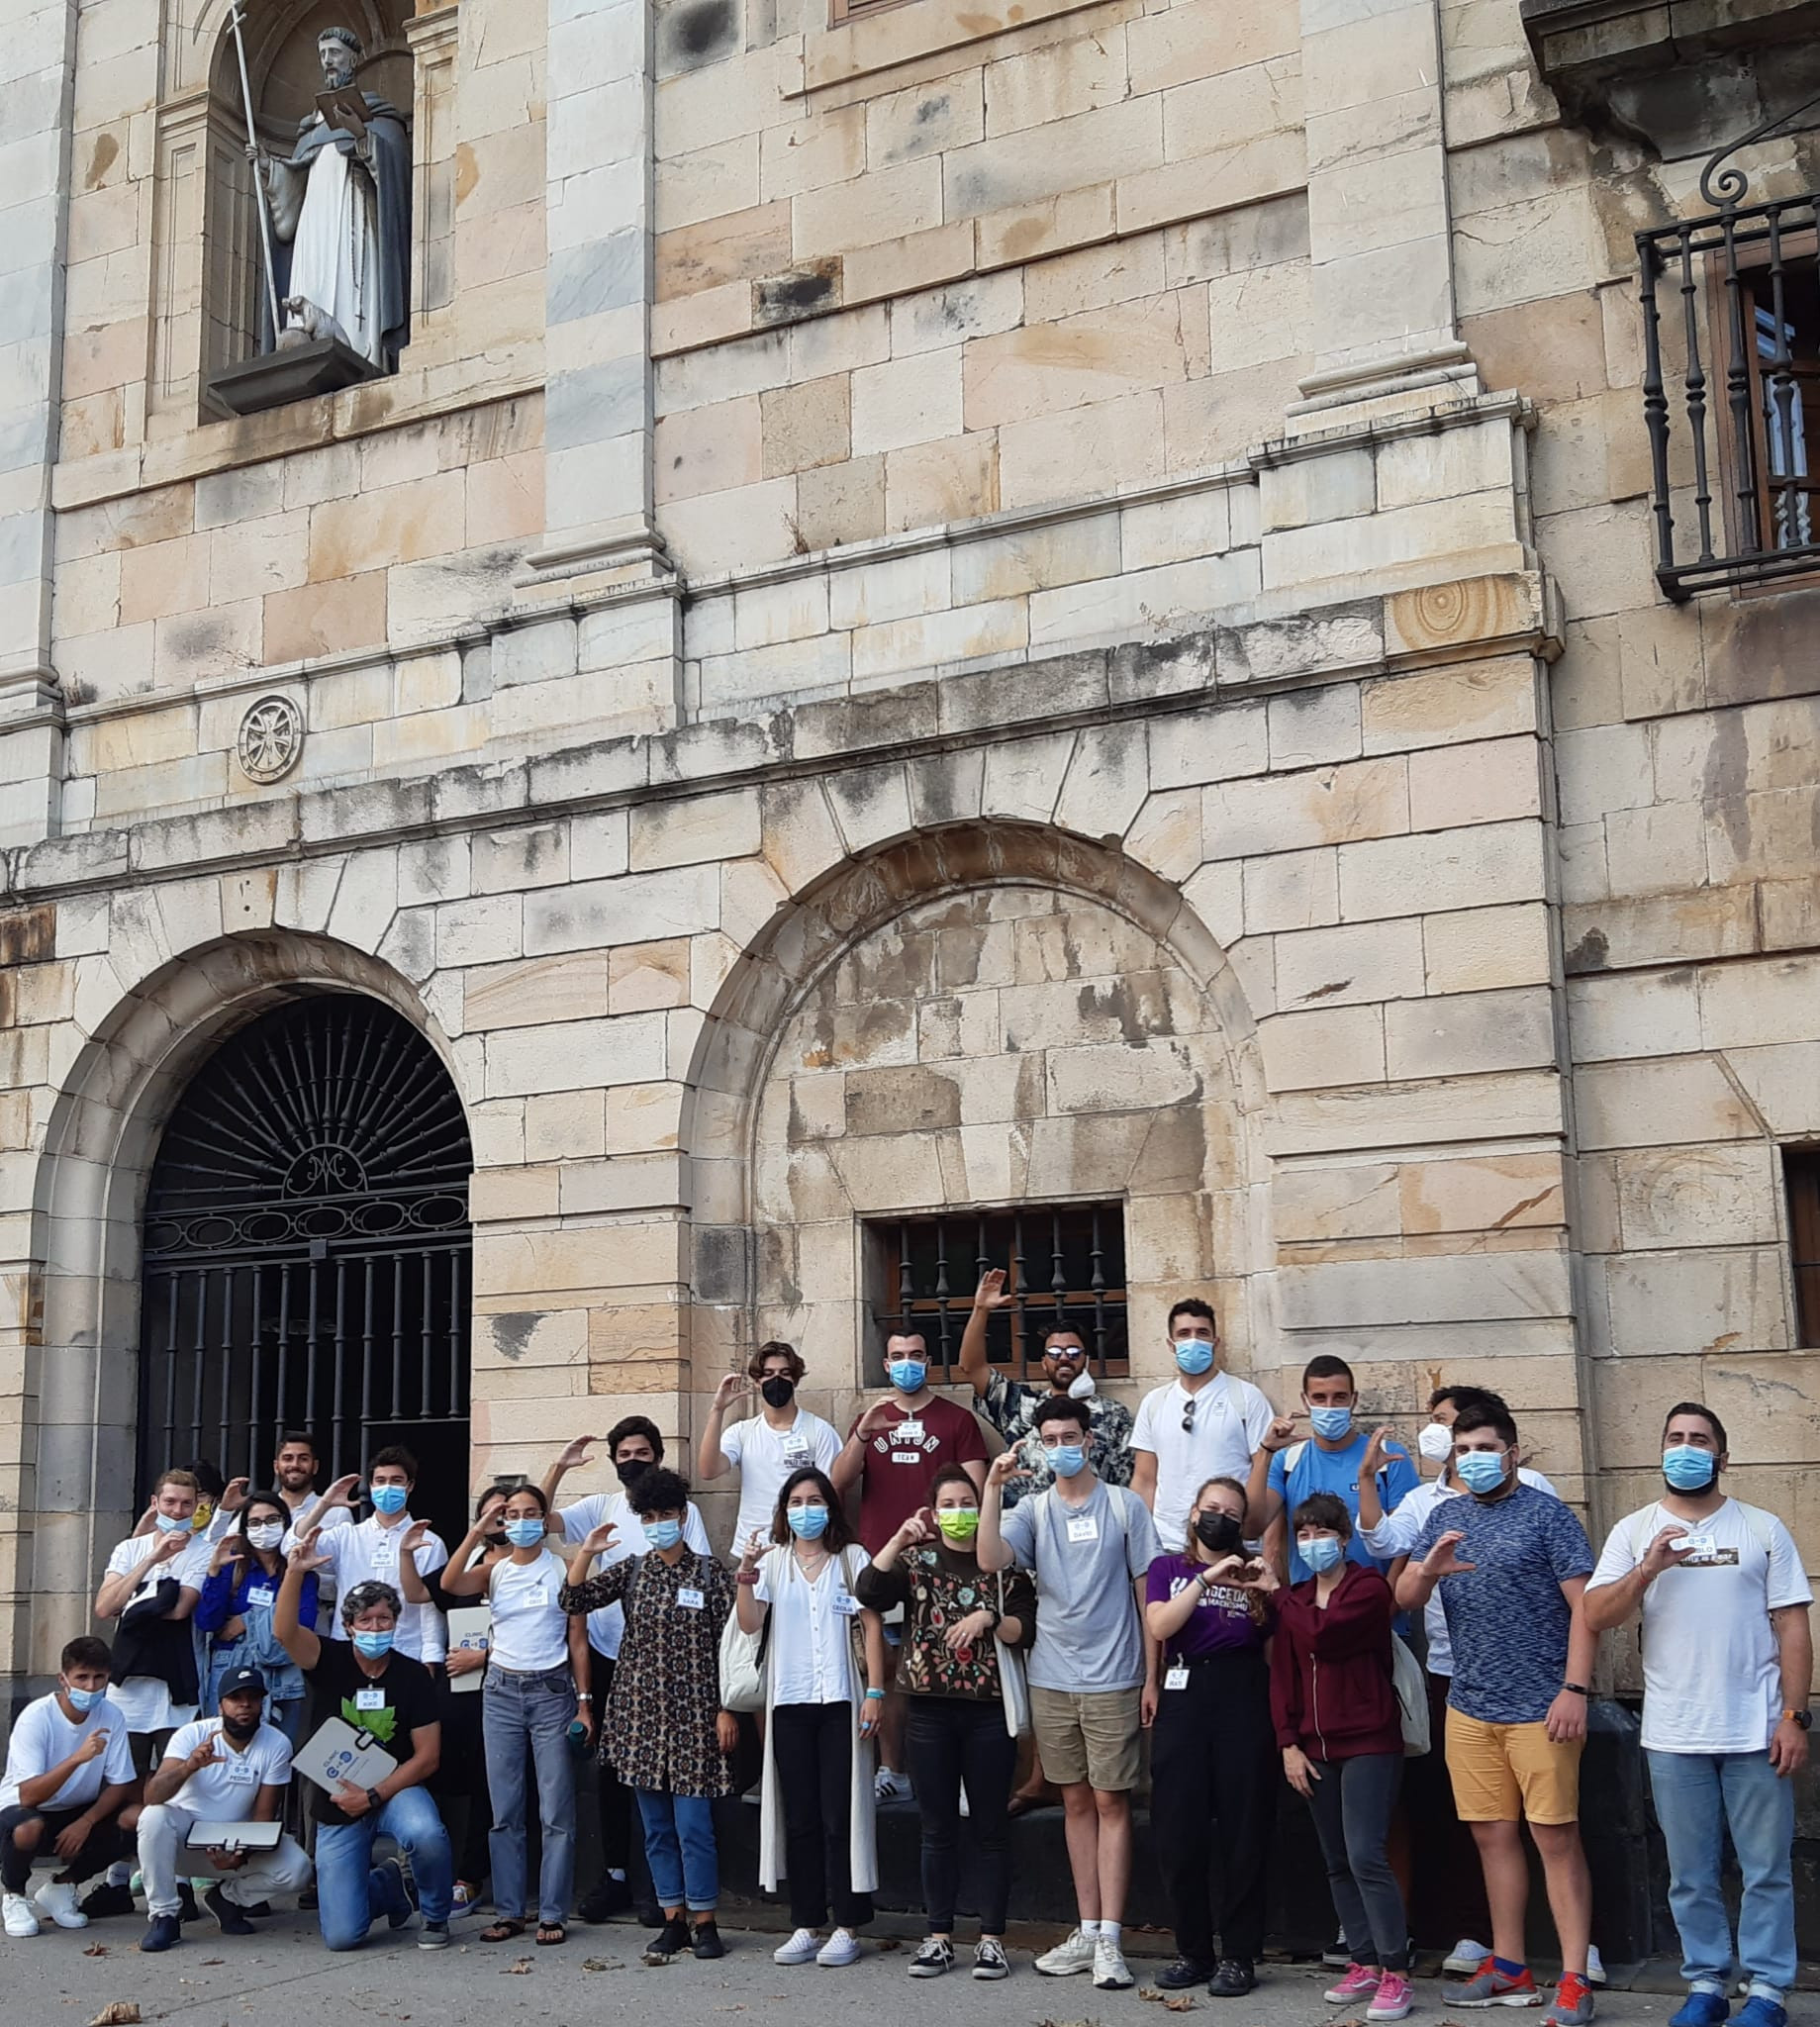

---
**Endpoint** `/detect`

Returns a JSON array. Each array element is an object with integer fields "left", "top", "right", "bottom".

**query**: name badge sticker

[
  {"left": 894, "top": 1420, "right": 924, "bottom": 1445},
  {"left": 244, "top": 1586, "right": 276, "bottom": 1610},
  {"left": 1065, "top": 1512, "right": 1100, "bottom": 1544},
  {"left": 676, "top": 1587, "right": 705, "bottom": 1610},
  {"left": 354, "top": 1688, "right": 386, "bottom": 1712},
  {"left": 226, "top": 1755, "right": 260, "bottom": 1784},
  {"left": 370, "top": 1542, "right": 397, "bottom": 1569},
  {"left": 1164, "top": 1665, "right": 1191, "bottom": 1690},
  {"left": 833, "top": 1593, "right": 861, "bottom": 1617}
]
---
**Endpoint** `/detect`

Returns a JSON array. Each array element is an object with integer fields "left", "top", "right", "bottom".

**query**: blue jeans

[
  {"left": 1648, "top": 1749, "right": 1797, "bottom": 1998},
  {"left": 482, "top": 1664, "right": 576, "bottom": 1924},
  {"left": 314, "top": 1786, "right": 454, "bottom": 1951},
  {"left": 636, "top": 1789, "right": 718, "bottom": 1912}
]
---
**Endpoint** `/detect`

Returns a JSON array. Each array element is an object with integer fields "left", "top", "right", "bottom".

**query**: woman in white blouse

[
  {"left": 735, "top": 1466, "right": 886, "bottom": 1969},
  {"left": 431, "top": 1484, "right": 591, "bottom": 1947}
]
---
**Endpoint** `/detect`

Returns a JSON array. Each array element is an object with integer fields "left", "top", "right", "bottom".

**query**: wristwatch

[
  {"left": 365, "top": 1786, "right": 384, "bottom": 1813},
  {"left": 1783, "top": 1707, "right": 1812, "bottom": 1730},
  {"left": 1562, "top": 1683, "right": 1589, "bottom": 1697}
]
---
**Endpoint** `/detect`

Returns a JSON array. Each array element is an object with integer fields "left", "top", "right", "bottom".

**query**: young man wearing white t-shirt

[
  {"left": 697, "top": 1342, "right": 842, "bottom": 1554},
  {"left": 1130, "top": 1300, "right": 1276, "bottom": 1552},
  {"left": 542, "top": 1416, "right": 711, "bottom": 1923},
  {"left": 93, "top": 1471, "right": 213, "bottom": 1772},
  {"left": 135, "top": 1667, "right": 310, "bottom": 1954},
  {"left": 0, "top": 1637, "right": 141, "bottom": 1938},
  {"left": 299, "top": 1447, "right": 450, "bottom": 1664},
  {"left": 1585, "top": 1402, "right": 1813, "bottom": 2027}
]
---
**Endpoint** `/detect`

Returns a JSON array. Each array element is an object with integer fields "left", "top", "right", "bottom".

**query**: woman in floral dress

[
  {"left": 558, "top": 1467, "right": 737, "bottom": 1965},
  {"left": 854, "top": 1463, "right": 1037, "bottom": 1980}
]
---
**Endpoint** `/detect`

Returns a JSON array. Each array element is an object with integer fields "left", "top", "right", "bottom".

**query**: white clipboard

[
  {"left": 292, "top": 1715, "right": 399, "bottom": 1797},
  {"left": 183, "top": 1819, "right": 284, "bottom": 1853},
  {"left": 445, "top": 1605, "right": 491, "bottom": 1694}
]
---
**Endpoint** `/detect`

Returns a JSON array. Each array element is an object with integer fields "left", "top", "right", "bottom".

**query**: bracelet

[
  {"left": 576, "top": 1692, "right": 593, "bottom": 1701},
  {"left": 735, "top": 1570, "right": 760, "bottom": 1586},
  {"left": 1562, "top": 1683, "right": 1589, "bottom": 1697},
  {"left": 864, "top": 1688, "right": 885, "bottom": 1700}
]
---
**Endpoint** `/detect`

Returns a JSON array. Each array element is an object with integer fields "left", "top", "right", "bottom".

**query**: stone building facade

[{"left": 2, "top": 0, "right": 1819, "bottom": 1732}]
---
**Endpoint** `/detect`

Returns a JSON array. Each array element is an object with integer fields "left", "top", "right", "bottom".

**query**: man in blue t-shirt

[
  {"left": 1246, "top": 1356, "right": 1420, "bottom": 1583},
  {"left": 1397, "top": 1400, "right": 1597, "bottom": 2027}
]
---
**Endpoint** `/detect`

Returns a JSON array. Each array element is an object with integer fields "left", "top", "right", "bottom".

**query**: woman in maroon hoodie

[{"left": 1270, "top": 1493, "right": 1412, "bottom": 2022}]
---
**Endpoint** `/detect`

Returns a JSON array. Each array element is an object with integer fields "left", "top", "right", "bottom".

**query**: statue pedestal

[{"left": 207, "top": 338, "right": 378, "bottom": 418}]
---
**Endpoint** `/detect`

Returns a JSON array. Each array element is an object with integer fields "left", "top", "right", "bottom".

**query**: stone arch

[
  {"left": 682, "top": 821, "right": 1271, "bottom": 1410},
  {"left": 20, "top": 930, "right": 464, "bottom": 1680}
]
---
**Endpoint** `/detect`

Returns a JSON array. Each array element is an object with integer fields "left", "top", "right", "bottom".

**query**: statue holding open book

[{"left": 243, "top": 25, "right": 412, "bottom": 375}]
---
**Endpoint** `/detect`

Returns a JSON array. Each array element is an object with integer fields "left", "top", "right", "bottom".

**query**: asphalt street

[{"left": 13, "top": 1906, "right": 1697, "bottom": 2027}]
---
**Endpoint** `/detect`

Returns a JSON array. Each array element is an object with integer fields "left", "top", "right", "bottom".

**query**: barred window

[
  {"left": 863, "top": 1203, "right": 1129, "bottom": 1385},
  {"left": 1785, "top": 1147, "right": 1820, "bottom": 1348}
]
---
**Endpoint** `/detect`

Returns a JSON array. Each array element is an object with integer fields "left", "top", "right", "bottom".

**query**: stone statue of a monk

[{"left": 248, "top": 28, "right": 411, "bottom": 372}]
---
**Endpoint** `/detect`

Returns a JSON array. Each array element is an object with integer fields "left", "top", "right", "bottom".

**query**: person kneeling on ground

[
  {"left": 274, "top": 1544, "right": 454, "bottom": 1952},
  {"left": 136, "top": 1668, "right": 311, "bottom": 1953},
  {"left": 0, "top": 1636, "right": 141, "bottom": 1938}
]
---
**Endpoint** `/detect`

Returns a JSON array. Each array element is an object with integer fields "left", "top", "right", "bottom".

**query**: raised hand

[
  {"left": 1260, "top": 1414, "right": 1302, "bottom": 1455},
  {"left": 1640, "top": 1523, "right": 1699, "bottom": 1583},
  {"left": 895, "top": 1507, "right": 936, "bottom": 1550},
  {"left": 1362, "top": 1425, "right": 1399, "bottom": 1476},
  {"left": 553, "top": 1434, "right": 599, "bottom": 1475},
  {"left": 220, "top": 1478, "right": 250, "bottom": 1513},
  {"left": 738, "top": 1529, "right": 768, "bottom": 1570},
  {"left": 151, "top": 1526, "right": 193, "bottom": 1566},
  {"left": 209, "top": 1535, "right": 247, "bottom": 1577},
  {"left": 77, "top": 1728, "right": 111, "bottom": 1764},
  {"left": 986, "top": 1451, "right": 1027, "bottom": 1490},
  {"left": 289, "top": 1526, "right": 333, "bottom": 1574},
  {"left": 973, "top": 1267, "right": 1012, "bottom": 1312},
  {"left": 400, "top": 1519, "right": 432, "bottom": 1560},
  {"left": 321, "top": 1473, "right": 361, "bottom": 1512},
  {"left": 579, "top": 1522, "right": 618, "bottom": 1559},
  {"left": 1421, "top": 1528, "right": 1476, "bottom": 1580},
  {"left": 713, "top": 1371, "right": 750, "bottom": 1412}
]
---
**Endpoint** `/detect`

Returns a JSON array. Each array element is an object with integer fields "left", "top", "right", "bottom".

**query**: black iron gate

[{"left": 139, "top": 995, "right": 473, "bottom": 1522}]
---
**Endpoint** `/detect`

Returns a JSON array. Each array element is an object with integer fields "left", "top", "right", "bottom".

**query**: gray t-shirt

[{"left": 1001, "top": 1479, "right": 1159, "bottom": 1693}]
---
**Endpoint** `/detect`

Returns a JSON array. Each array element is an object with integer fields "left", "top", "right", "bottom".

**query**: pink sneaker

[
  {"left": 1370, "top": 1972, "right": 1415, "bottom": 2020},
  {"left": 1327, "top": 1963, "right": 1383, "bottom": 2004}
]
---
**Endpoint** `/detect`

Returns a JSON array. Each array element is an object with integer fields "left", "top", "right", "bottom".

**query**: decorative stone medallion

[{"left": 237, "top": 694, "right": 304, "bottom": 783}]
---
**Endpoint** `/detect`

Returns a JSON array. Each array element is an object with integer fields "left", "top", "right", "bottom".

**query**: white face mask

[
  {"left": 1417, "top": 1422, "right": 1454, "bottom": 1464},
  {"left": 1067, "top": 1372, "right": 1097, "bottom": 1400},
  {"left": 245, "top": 1522, "right": 286, "bottom": 1552}
]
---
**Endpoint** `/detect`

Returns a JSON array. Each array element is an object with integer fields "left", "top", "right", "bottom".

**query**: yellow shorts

[
  {"left": 1445, "top": 1705, "right": 1582, "bottom": 1824},
  {"left": 1029, "top": 1686, "right": 1142, "bottom": 1792}
]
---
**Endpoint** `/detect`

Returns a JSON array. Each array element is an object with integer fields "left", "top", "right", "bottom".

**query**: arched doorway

[{"left": 138, "top": 994, "right": 472, "bottom": 1544}]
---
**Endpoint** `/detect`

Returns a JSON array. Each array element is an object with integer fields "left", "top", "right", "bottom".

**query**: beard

[{"left": 221, "top": 1715, "right": 260, "bottom": 1742}]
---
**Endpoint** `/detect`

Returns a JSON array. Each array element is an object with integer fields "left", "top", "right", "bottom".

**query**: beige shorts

[
  {"left": 1446, "top": 1705, "right": 1582, "bottom": 1824},
  {"left": 1029, "top": 1685, "right": 1143, "bottom": 1792}
]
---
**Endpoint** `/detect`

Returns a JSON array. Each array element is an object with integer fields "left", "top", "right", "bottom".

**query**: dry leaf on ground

[{"left": 86, "top": 2006, "right": 141, "bottom": 2026}]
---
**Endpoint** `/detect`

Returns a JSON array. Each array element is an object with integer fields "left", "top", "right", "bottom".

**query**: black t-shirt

[{"left": 301, "top": 1643, "right": 440, "bottom": 1825}]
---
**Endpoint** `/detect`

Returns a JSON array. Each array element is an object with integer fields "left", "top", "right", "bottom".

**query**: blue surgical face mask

[
  {"left": 504, "top": 1517, "right": 544, "bottom": 1548},
  {"left": 1457, "top": 1448, "right": 1508, "bottom": 1496},
  {"left": 644, "top": 1518, "right": 683, "bottom": 1551},
  {"left": 153, "top": 1509, "right": 190, "bottom": 1534},
  {"left": 1663, "top": 1445, "right": 1717, "bottom": 1493},
  {"left": 1174, "top": 1338, "right": 1215, "bottom": 1377},
  {"left": 1300, "top": 1534, "right": 1344, "bottom": 1574},
  {"left": 371, "top": 1484, "right": 409, "bottom": 1516},
  {"left": 787, "top": 1503, "right": 829, "bottom": 1540},
  {"left": 63, "top": 1682, "right": 103, "bottom": 1713},
  {"left": 1309, "top": 1405, "right": 1354, "bottom": 1441},
  {"left": 889, "top": 1360, "right": 927, "bottom": 1394},
  {"left": 1047, "top": 1444, "right": 1087, "bottom": 1479},
  {"left": 351, "top": 1629, "right": 395, "bottom": 1659}
]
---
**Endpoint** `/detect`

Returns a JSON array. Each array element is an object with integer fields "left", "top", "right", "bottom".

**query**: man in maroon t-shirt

[{"left": 832, "top": 1327, "right": 989, "bottom": 1798}]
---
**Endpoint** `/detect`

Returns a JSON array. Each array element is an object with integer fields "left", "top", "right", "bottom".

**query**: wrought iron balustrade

[{"left": 1637, "top": 103, "right": 1820, "bottom": 598}]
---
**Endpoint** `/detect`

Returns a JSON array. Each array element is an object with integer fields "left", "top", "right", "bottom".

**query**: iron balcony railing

[{"left": 1637, "top": 101, "right": 1820, "bottom": 599}]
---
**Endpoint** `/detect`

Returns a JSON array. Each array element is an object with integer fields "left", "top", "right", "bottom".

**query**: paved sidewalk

[{"left": 10, "top": 1907, "right": 1691, "bottom": 2027}]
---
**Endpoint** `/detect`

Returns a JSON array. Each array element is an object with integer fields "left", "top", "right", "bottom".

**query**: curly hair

[{"left": 339, "top": 1580, "right": 403, "bottom": 1628}]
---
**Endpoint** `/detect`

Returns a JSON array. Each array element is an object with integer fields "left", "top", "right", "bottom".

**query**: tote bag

[{"left": 993, "top": 1568, "right": 1031, "bottom": 1739}]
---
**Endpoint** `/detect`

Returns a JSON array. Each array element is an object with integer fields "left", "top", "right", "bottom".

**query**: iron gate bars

[
  {"left": 139, "top": 995, "right": 473, "bottom": 1499},
  {"left": 868, "top": 1202, "right": 1129, "bottom": 1382},
  {"left": 1636, "top": 97, "right": 1820, "bottom": 598}
]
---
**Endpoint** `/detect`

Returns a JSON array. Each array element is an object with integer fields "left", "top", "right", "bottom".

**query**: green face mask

[{"left": 935, "top": 1508, "right": 981, "bottom": 1544}]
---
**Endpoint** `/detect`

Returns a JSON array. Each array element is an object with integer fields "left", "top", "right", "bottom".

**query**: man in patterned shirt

[{"left": 957, "top": 1270, "right": 1134, "bottom": 1507}]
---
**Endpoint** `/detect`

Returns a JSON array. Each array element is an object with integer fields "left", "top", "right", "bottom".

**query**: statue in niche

[{"left": 244, "top": 26, "right": 412, "bottom": 373}]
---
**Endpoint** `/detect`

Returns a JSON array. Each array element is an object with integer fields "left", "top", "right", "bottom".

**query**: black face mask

[
  {"left": 1195, "top": 1510, "right": 1244, "bottom": 1557},
  {"left": 760, "top": 1376, "right": 797, "bottom": 1409},
  {"left": 615, "top": 1458, "right": 654, "bottom": 1490}
]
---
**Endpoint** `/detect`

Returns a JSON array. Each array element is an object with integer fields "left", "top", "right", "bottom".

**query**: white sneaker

[
  {"left": 816, "top": 1927, "right": 861, "bottom": 1967},
  {"left": 1586, "top": 1947, "right": 1606, "bottom": 1988},
  {"left": 1445, "top": 1939, "right": 1492, "bottom": 1978},
  {"left": 1035, "top": 1927, "right": 1098, "bottom": 1977},
  {"left": 2, "top": 1893, "right": 39, "bottom": 1939},
  {"left": 1093, "top": 1937, "right": 1135, "bottom": 1990},
  {"left": 32, "top": 1882, "right": 86, "bottom": 1930},
  {"left": 774, "top": 1926, "right": 820, "bottom": 1965},
  {"left": 873, "top": 1767, "right": 911, "bottom": 1804}
]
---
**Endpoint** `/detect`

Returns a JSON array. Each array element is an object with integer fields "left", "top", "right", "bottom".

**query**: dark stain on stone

[
  {"left": 1702, "top": 711, "right": 1749, "bottom": 868},
  {"left": 667, "top": 0, "right": 737, "bottom": 59},
  {"left": 1296, "top": 978, "right": 1353, "bottom": 1003},
  {"left": 1564, "top": 925, "right": 1609, "bottom": 973},
  {"left": 754, "top": 259, "right": 842, "bottom": 327},
  {"left": 86, "top": 132, "right": 119, "bottom": 190},
  {"left": 0, "top": 906, "right": 55, "bottom": 967},
  {"left": 490, "top": 1313, "right": 540, "bottom": 1362}
]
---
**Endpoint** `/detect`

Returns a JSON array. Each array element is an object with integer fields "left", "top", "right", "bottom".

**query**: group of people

[{"left": 0, "top": 1292, "right": 1808, "bottom": 2027}]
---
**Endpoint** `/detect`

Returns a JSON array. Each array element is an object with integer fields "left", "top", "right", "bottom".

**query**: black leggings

[
  {"left": 905, "top": 1694, "right": 1018, "bottom": 1934},
  {"left": 771, "top": 1702, "right": 873, "bottom": 1932},
  {"left": 1149, "top": 1650, "right": 1278, "bottom": 1965},
  {"left": 0, "top": 1807, "right": 133, "bottom": 1893}
]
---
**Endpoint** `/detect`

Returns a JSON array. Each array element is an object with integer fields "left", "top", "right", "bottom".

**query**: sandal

[
  {"left": 536, "top": 1921, "right": 566, "bottom": 1947},
  {"left": 481, "top": 1919, "right": 525, "bottom": 1942}
]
